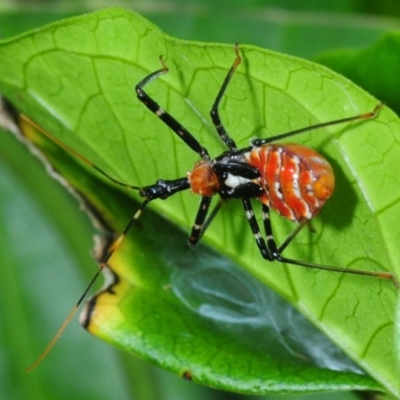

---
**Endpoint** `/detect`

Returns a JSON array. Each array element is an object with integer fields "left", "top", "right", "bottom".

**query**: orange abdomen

[{"left": 246, "top": 144, "right": 335, "bottom": 222}]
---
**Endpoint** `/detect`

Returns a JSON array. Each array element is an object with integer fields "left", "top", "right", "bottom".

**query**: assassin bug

[{"left": 24, "top": 44, "right": 399, "bottom": 370}]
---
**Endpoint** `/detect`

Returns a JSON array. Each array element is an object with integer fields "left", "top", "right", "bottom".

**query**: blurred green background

[{"left": 1, "top": 1, "right": 400, "bottom": 399}]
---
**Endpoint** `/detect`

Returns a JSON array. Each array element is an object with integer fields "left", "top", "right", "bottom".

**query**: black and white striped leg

[
  {"left": 210, "top": 44, "right": 242, "bottom": 151},
  {"left": 200, "top": 198, "right": 225, "bottom": 240},
  {"left": 258, "top": 205, "right": 399, "bottom": 283},
  {"left": 135, "top": 57, "right": 209, "bottom": 160},
  {"left": 261, "top": 204, "right": 280, "bottom": 256},
  {"left": 189, "top": 197, "right": 226, "bottom": 246},
  {"left": 189, "top": 196, "right": 213, "bottom": 246},
  {"left": 261, "top": 204, "right": 311, "bottom": 255},
  {"left": 244, "top": 200, "right": 338, "bottom": 271},
  {"left": 242, "top": 198, "right": 273, "bottom": 261}
]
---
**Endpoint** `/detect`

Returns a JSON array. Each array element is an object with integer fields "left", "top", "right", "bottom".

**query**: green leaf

[
  {"left": 0, "top": 124, "right": 135, "bottom": 400},
  {"left": 0, "top": 7, "right": 399, "bottom": 397},
  {"left": 17, "top": 112, "right": 381, "bottom": 394},
  {"left": 316, "top": 32, "right": 400, "bottom": 115}
]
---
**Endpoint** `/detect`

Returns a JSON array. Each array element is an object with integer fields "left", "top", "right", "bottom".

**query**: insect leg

[
  {"left": 260, "top": 206, "right": 399, "bottom": 286},
  {"left": 252, "top": 103, "right": 384, "bottom": 146},
  {"left": 277, "top": 253, "right": 400, "bottom": 287},
  {"left": 277, "top": 218, "right": 309, "bottom": 253},
  {"left": 261, "top": 205, "right": 315, "bottom": 256},
  {"left": 260, "top": 204, "right": 280, "bottom": 256},
  {"left": 210, "top": 44, "right": 242, "bottom": 151},
  {"left": 242, "top": 198, "right": 273, "bottom": 260},
  {"left": 136, "top": 57, "right": 210, "bottom": 160},
  {"left": 188, "top": 196, "right": 213, "bottom": 246},
  {"left": 189, "top": 197, "right": 225, "bottom": 246}
]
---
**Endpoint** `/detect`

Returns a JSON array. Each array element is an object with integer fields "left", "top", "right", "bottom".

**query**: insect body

[
  {"left": 185, "top": 142, "right": 335, "bottom": 253},
  {"left": 257, "top": 144, "right": 334, "bottom": 222},
  {"left": 133, "top": 45, "right": 390, "bottom": 272},
  {"left": 24, "top": 44, "right": 398, "bottom": 370}
]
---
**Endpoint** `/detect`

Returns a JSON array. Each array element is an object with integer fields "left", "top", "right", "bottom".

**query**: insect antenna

[
  {"left": 18, "top": 115, "right": 150, "bottom": 371},
  {"left": 19, "top": 115, "right": 141, "bottom": 191},
  {"left": 25, "top": 198, "right": 151, "bottom": 372}
]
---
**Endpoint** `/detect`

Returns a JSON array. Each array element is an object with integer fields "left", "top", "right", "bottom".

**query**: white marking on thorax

[{"left": 224, "top": 173, "right": 251, "bottom": 189}]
